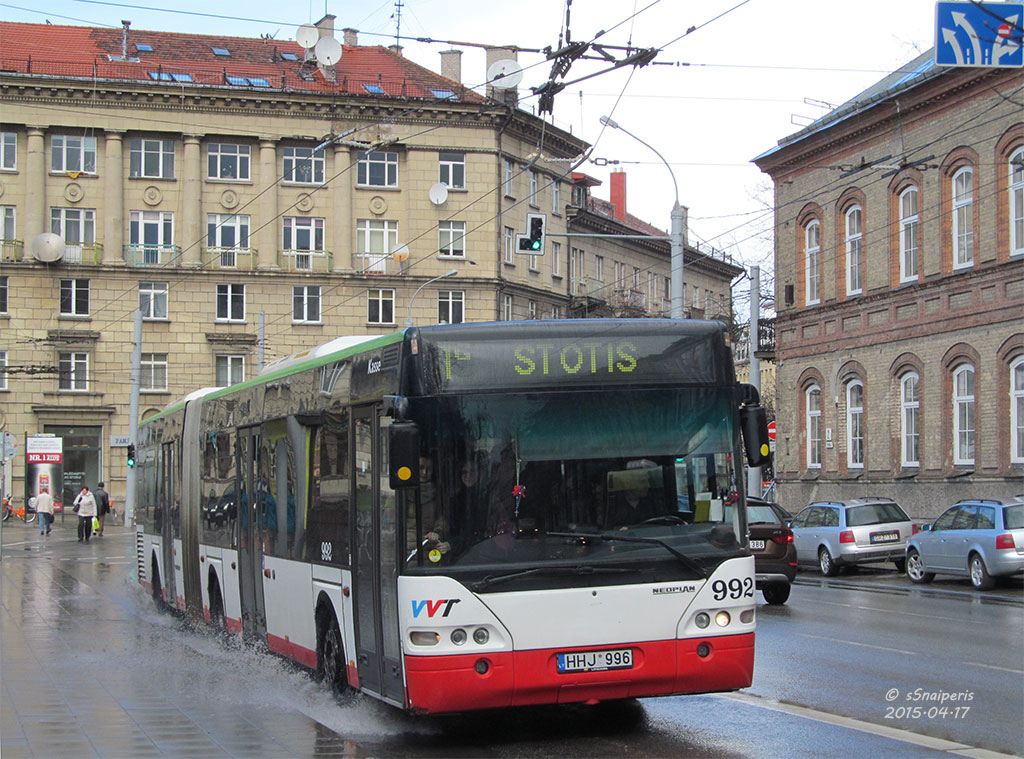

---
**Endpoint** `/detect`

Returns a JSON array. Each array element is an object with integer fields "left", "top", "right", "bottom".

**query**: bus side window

[{"left": 305, "top": 422, "right": 351, "bottom": 565}]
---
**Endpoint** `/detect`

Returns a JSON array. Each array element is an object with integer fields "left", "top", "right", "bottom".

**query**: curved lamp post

[
  {"left": 406, "top": 269, "right": 458, "bottom": 327},
  {"left": 599, "top": 115, "right": 685, "bottom": 318}
]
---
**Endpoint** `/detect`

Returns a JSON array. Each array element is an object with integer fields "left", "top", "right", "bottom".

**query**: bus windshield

[{"left": 404, "top": 387, "right": 745, "bottom": 582}]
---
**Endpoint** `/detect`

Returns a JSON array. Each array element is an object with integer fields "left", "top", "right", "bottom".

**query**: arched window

[
  {"left": 845, "top": 206, "right": 863, "bottom": 296},
  {"left": 952, "top": 167, "right": 974, "bottom": 269},
  {"left": 846, "top": 380, "right": 864, "bottom": 467},
  {"left": 899, "top": 187, "right": 919, "bottom": 283},
  {"left": 900, "top": 373, "right": 920, "bottom": 467},
  {"left": 805, "top": 221, "right": 821, "bottom": 305},
  {"left": 806, "top": 385, "right": 822, "bottom": 468},
  {"left": 1011, "top": 148, "right": 1024, "bottom": 256},
  {"left": 953, "top": 364, "right": 975, "bottom": 465},
  {"left": 1012, "top": 356, "right": 1024, "bottom": 463}
]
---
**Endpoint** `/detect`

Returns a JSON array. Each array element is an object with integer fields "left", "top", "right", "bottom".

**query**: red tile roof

[{"left": 0, "top": 21, "right": 485, "bottom": 102}]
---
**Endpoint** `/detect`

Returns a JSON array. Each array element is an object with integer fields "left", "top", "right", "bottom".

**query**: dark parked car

[{"left": 727, "top": 497, "right": 797, "bottom": 604}]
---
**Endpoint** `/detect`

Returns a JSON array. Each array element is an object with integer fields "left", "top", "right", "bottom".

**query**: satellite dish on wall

[
  {"left": 428, "top": 182, "right": 449, "bottom": 206},
  {"left": 31, "top": 232, "right": 65, "bottom": 263},
  {"left": 315, "top": 36, "right": 342, "bottom": 65},
  {"left": 391, "top": 244, "right": 410, "bottom": 263},
  {"left": 295, "top": 24, "right": 319, "bottom": 49},
  {"left": 486, "top": 59, "right": 523, "bottom": 89}
]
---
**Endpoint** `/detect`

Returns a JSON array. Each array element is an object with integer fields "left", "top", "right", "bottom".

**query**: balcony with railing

[
  {"left": 280, "top": 249, "right": 333, "bottom": 272},
  {"left": 610, "top": 287, "right": 647, "bottom": 311},
  {"left": 571, "top": 276, "right": 607, "bottom": 299},
  {"left": 124, "top": 244, "right": 182, "bottom": 267},
  {"left": 353, "top": 253, "right": 391, "bottom": 275},
  {"left": 205, "top": 247, "right": 257, "bottom": 270},
  {"left": 1, "top": 239, "right": 24, "bottom": 262},
  {"left": 62, "top": 242, "right": 103, "bottom": 265}
]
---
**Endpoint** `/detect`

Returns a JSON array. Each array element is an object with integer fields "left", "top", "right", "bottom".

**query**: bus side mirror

[
  {"left": 740, "top": 404, "right": 772, "bottom": 467},
  {"left": 388, "top": 421, "right": 420, "bottom": 489}
]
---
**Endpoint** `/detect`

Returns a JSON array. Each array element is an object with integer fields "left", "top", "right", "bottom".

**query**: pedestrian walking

[
  {"left": 94, "top": 482, "right": 110, "bottom": 536},
  {"left": 35, "top": 488, "right": 54, "bottom": 535},
  {"left": 73, "top": 485, "right": 97, "bottom": 542}
]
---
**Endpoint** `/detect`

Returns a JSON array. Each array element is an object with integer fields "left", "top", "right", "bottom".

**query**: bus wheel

[
  {"left": 208, "top": 578, "right": 226, "bottom": 635},
  {"left": 151, "top": 559, "right": 166, "bottom": 612},
  {"left": 317, "top": 614, "right": 349, "bottom": 698}
]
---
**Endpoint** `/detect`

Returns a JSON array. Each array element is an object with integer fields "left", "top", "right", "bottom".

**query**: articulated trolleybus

[{"left": 136, "top": 319, "right": 771, "bottom": 714}]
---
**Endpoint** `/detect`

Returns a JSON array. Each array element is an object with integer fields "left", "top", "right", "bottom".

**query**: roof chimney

[
  {"left": 315, "top": 14, "right": 336, "bottom": 40},
  {"left": 121, "top": 20, "right": 130, "bottom": 59},
  {"left": 440, "top": 49, "right": 462, "bottom": 84},
  {"left": 610, "top": 170, "right": 627, "bottom": 222},
  {"left": 484, "top": 46, "right": 518, "bottom": 106},
  {"left": 388, "top": 44, "right": 404, "bottom": 57},
  {"left": 342, "top": 28, "right": 358, "bottom": 46}
]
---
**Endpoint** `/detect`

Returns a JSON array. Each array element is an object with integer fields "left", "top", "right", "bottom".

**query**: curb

[{"left": 793, "top": 575, "right": 1024, "bottom": 607}]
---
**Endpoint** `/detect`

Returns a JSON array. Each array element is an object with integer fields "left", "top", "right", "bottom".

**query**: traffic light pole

[
  {"left": 125, "top": 308, "right": 141, "bottom": 527},
  {"left": 746, "top": 266, "right": 762, "bottom": 498}
]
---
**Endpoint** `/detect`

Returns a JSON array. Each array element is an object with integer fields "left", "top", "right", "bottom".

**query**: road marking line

[
  {"left": 801, "top": 598, "right": 991, "bottom": 625},
  {"left": 962, "top": 660, "right": 1024, "bottom": 675},
  {"left": 797, "top": 632, "right": 918, "bottom": 655},
  {"left": 722, "top": 692, "right": 1020, "bottom": 759}
]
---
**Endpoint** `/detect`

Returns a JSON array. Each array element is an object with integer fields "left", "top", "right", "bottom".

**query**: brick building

[
  {"left": 754, "top": 51, "right": 1023, "bottom": 519},
  {"left": 0, "top": 19, "right": 738, "bottom": 507}
]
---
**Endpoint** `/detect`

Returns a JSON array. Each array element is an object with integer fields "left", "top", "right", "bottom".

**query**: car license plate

[
  {"left": 870, "top": 531, "right": 899, "bottom": 543},
  {"left": 749, "top": 540, "right": 766, "bottom": 550},
  {"left": 557, "top": 648, "right": 633, "bottom": 673}
]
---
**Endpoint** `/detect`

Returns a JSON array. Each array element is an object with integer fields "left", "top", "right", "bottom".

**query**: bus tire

[
  {"left": 761, "top": 583, "right": 790, "bottom": 605},
  {"left": 151, "top": 557, "right": 167, "bottom": 612},
  {"left": 317, "top": 608, "right": 350, "bottom": 698},
  {"left": 208, "top": 574, "right": 226, "bottom": 634}
]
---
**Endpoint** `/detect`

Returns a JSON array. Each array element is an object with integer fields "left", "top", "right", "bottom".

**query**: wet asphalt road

[{"left": 2, "top": 517, "right": 1021, "bottom": 758}]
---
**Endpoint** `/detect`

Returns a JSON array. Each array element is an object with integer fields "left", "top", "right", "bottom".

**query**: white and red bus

[{"left": 135, "top": 319, "right": 771, "bottom": 714}]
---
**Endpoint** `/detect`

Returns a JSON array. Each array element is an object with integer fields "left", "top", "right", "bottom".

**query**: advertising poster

[{"left": 26, "top": 436, "right": 64, "bottom": 512}]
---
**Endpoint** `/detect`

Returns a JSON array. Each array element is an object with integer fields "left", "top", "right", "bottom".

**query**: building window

[
  {"left": 806, "top": 385, "right": 822, "bottom": 469},
  {"left": 52, "top": 135, "right": 97, "bottom": 174},
  {"left": 356, "top": 150, "right": 398, "bottom": 187},
  {"left": 845, "top": 206, "right": 862, "bottom": 296},
  {"left": 528, "top": 251, "right": 540, "bottom": 272},
  {"left": 528, "top": 299, "right": 537, "bottom": 319},
  {"left": 1, "top": 131, "right": 15, "bottom": 170},
  {"left": 60, "top": 278, "right": 89, "bottom": 316},
  {"left": 503, "top": 159, "right": 515, "bottom": 197},
  {"left": 503, "top": 226, "right": 515, "bottom": 264},
  {"left": 805, "top": 221, "right": 821, "bottom": 305},
  {"left": 438, "top": 151, "right": 465, "bottom": 189},
  {"left": 0, "top": 350, "right": 6, "bottom": 391},
  {"left": 207, "top": 143, "right": 250, "bottom": 180},
  {"left": 953, "top": 364, "right": 975, "bottom": 465},
  {"left": 216, "top": 283, "right": 245, "bottom": 322},
  {"left": 552, "top": 180, "right": 561, "bottom": 213},
  {"left": 438, "top": 220, "right": 466, "bottom": 257},
  {"left": 899, "top": 187, "right": 919, "bottom": 283},
  {"left": 692, "top": 284, "right": 700, "bottom": 310},
  {"left": 551, "top": 304, "right": 561, "bottom": 319},
  {"left": 367, "top": 288, "right": 394, "bottom": 325},
  {"left": 595, "top": 255, "right": 604, "bottom": 282},
  {"left": 283, "top": 145, "right": 325, "bottom": 184},
  {"left": 900, "top": 373, "right": 920, "bottom": 467},
  {"left": 0, "top": 275, "right": 7, "bottom": 314},
  {"left": 356, "top": 219, "right": 398, "bottom": 273},
  {"left": 293, "top": 285, "right": 321, "bottom": 323},
  {"left": 129, "top": 138, "right": 175, "bottom": 179},
  {"left": 551, "top": 241, "right": 561, "bottom": 277},
  {"left": 129, "top": 210, "right": 175, "bottom": 264},
  {"left": 503, "top": 294, "right": 513, "bottom": 321},
  {"left": 664, "top": 276, "right": 671, "bottom": 302},
  {"left": 952, "top": 167, "right": 974, "bottom": 269},
  {"left": 215, "top": 355, "right": 244, "bottom": 387},
  {"left": 140, "top": 353, "right": 168, "bottom": 391},
  {"left": 1011, "top": 148, "right": 1024, "bottom": 257},
  {"left": 529, "top": 170, "right": 538, "bottom": 206},
  {"left": 846, "top": 381, "right": 864, "bottom": 468},
  {"left": 1, "top": 205, "right": 14, "bottom": 240},
  {"left": 139, "top": 281, "right": 168, "bottom": 319},
  {"left": 438, "top": 290, "right": 464, "bottom": 324},
  {"left": 207, "top": 214, "right": 250, "bottom": 266},
  {"left": 283, "top": 216, "right": 325, "bottom": 269},
  {"left": 1010, "top": 356, "right": 1024, "bottom": 464},
  {"left": 50, "top": 208, "right": 96, "bottom": 262},
  {"left": 58, "top": 352, "right": 88, "bottom": 391}
]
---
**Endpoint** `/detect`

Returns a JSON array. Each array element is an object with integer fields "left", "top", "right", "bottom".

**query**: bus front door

[
  {"left": 237, "top": 426, "right": 267, "bottom": 641},
  {"left": 351, "top": 406, "right": 404, "bottom": 703}
]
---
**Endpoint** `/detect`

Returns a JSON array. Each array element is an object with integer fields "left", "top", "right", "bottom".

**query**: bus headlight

[
  {"left": 473, "top": 627, "right": 490, "bottom": 645},
  {"left": 715, "top": 611, "right": 731, "bottom": 627}
]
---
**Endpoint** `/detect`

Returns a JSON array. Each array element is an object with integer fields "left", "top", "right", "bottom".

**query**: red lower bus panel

[
  {"left": 404, "top": 633, "right": 754, "bottom": 714},
  {"left": 267, "top": 633, "right": 318, "bottom": 669}
]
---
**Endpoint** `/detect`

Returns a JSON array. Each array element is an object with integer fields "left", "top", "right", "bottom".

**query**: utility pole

[
  {"left": 126, "top": 308, "right": 141, "bottom": 527},
  {"left": 258, "top": 311, "right": 265, "bottom": 374},
  {"left": 747, "top": 266, "right": 762, "bottom": 498}
]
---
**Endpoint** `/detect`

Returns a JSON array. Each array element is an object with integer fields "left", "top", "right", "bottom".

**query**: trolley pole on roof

[{"left": 126, "top": 308, "right": 141, "bottom": 527}]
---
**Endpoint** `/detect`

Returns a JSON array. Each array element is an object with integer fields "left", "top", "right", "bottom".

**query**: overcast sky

[{"left": 3, "top": 0, "right": 942, "bottom": 276}]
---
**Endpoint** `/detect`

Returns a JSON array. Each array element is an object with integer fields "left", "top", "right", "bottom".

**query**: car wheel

[
  {"left": 905, "top": 550, "right": 934, "bottom": 584},
  {"left": 818, "top": 547, "right": 840, "bottom": 577},
  {"left": 762, "top": 583, "right": 791, "bottom": 605},
  {"left": 893, "top": 558, "right": 907, "bottom": 574},
  {"left": 969, "top": 553, "right": 994, "bottom": 590}
]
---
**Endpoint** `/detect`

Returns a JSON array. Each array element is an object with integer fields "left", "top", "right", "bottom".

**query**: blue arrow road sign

[{"left": 936, "top": 2, "right": 1023, "bottom": 67}]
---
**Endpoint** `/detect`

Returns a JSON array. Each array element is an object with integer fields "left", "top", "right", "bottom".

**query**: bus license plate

[
  {"left": 870, "top": 531, "right": 899, "bottom": 543},
  {"left": 557, "top": 648, "right": 633, "bottom": 673},
  {"left": 749, "top": 540, "right": 766, "bottom": 550}
]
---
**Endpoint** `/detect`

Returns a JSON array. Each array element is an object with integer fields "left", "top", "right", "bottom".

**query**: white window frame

[
  {"left": 129, "top": 138, "right": 175, "bottom": 179},
  {"left": 207, "top": 142, "right": 250, "bottom": 181},
  {"left": 438, "top": 290, "right": 464, "bottom": 324},
  {"left": 953, "top": 364, "right": 975, "bottom": 465},
  {"left": 356, "top": 150, "right": 398, "bottom": 188},
  {"left": 952, "top": 167, "right": 974, "bottom": 269},
  {"left": 846, "top": 380, "right": 864, "bottom": 468},
  {"left": 356, "top": 219, "right": 398, "bottom": 274},
  {"left": 551, "top": 241, "right": 562, "bottom": 277},
  {"left": 367, "top": 288, "right": 395, "bottom": 325},
  {"left": 129, "top": 210, "right": 175, "bottom": 265},
  {"left": 1011, "top": 356, "right": 1024, "bottom": 464},
  {"left": 58, "top": 351, "right": 89, "bottom": 391},
  {"left": 207, "top": 213, "right": 250, "bottom": 267},
  {"left": 438, "top": 220, "right": 466, "bottom": 258},
  {"left": 551, "top": 180, "right": 561, "bottom": 213},
  {"left": 283, "top": 146, "right": 325, "bottom": 185},
  {"left": 51, "top": 135, "right": 97, "bottom": 174},
  {"left": 0, "top": 350, "right": 7, "bottom": 391},
  {"left": 502, "top": 294, "right": 513, "bottom": 321},
  {"left": 139, "top": 281, "right": 168, "bottom": 320},
  {"left": 805, "top": 221, "right": 821, "bottom": 305},
  {"left": 140, "top": 352, "right": 168, "bottom": 391},
  {"left": 60, "top": 278, "right": 89, "bottom": 316},
  {"left": 1011, "top": 148, "right": 1024, "bottom": 257},
  {"left": 1, "top": 205, "right": 14, "bottom": 241},
  {"left": 438, "top": 151, "right": 465, "bottom": 189},
  {"left": 292, "top": 285, "right": 321, "bottom": 324},
  {"left": 806, "top": 385, "right": 822, "bottom": 469},
  {"left": 215, "top": 355, "right": 245, "bottom": 387},
  {"left": 528, "top": 299, "right": 537, "bottom": 319},
  {"left": 0, "top": 131, "right": 15, "bottom": 171},
  {"left": 216, "top": 283, "right": 246, "bottom": 322},
  {"left": 283, "top": 216, "right": 325, "bottom": 270},
  {"left": 551, "top": 304, "right": 561, "bottom": 319},
  {"left": 503, "top": 159, "right": 515, "bottom": 197},
  {"left": 845, "top": 206, "right": 862, "bottom": 296},
  {"left": 900, "top": 372, "right": 920, "bottom": 467},
  {"left": 899, "top": 187, "right": 919, "bottom": 283},
  {"left": 50, "top": 207, "right": 96, "bottom": 263},
  {"left": 595, "top": 255, "right": 604, "bottom": 282},
  {"left": 503, "top": 226, "right": 515, "bottom": 264},
  {"left": 529, "top": 170, "right": 539, "bottom": 206}
]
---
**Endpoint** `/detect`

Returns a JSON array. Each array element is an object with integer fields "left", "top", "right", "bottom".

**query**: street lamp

[
  {"left": 599, "top": 115, "right": 685, "bottom": 318},
  {"left": 406, "top": 269, "right": 458, "bottom": 328}
]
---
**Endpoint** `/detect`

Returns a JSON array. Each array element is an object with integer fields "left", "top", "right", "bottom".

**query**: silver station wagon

[
  {"left": 905, "top": 498, "right": 1024, "bottom": 590},
  {"left": 790, "top": 498, "right": 915, "bottom": 576}
]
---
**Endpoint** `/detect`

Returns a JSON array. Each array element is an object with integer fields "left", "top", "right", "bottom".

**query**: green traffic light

[{"left": 531, "top": 240, "right": 541, "bottom": 250}]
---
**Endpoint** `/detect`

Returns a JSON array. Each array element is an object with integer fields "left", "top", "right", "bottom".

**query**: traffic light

[
  {"left": 518, "top": 213, "right": 546, "bottom": 253},
  {"left": 126, "top": 444, "right": 136, "bottom": 469}
]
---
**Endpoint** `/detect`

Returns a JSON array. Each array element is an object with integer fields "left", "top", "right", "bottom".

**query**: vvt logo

[{"left": 411, "top": 599, "right": 461, "bottom": 618}]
